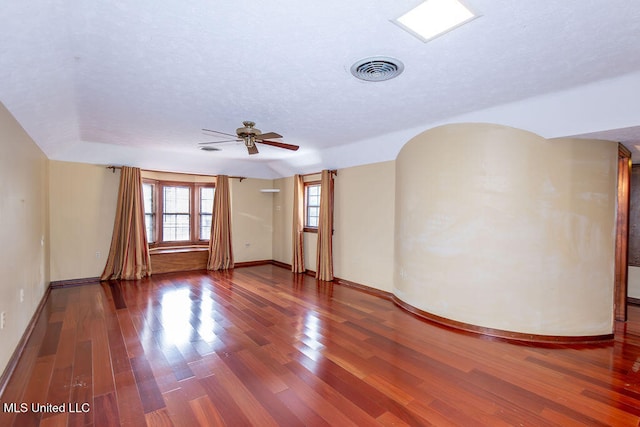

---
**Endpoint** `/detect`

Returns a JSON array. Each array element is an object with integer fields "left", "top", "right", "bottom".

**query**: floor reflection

[{"left": 160, "top": 287, "right": 193, "bottom": 345}]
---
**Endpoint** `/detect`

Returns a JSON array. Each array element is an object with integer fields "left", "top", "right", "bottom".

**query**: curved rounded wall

[{"left": 394, "top": 123, "right": 618, "bottom": 336}]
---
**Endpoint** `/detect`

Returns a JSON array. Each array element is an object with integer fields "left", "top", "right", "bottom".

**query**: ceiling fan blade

[
  {"left": 247, "top": 144, "right": 259, "bottom": 155},
  {"left": 257, "top": 140, "right": 300, "bottom": 151},
  {"left": 198, "top": 139, "right": 241, "bottom": 145},
  {"left": 255, "top": 132, "right": 282, "bottom": 140},
  {"left": 202, "top": 128, "right": 238, "bottom": 138}
]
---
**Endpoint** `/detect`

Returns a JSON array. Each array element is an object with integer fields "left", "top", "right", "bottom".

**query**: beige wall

[
  {"left": 0, "top": 103, "right": 49, "bottom": 373},
  {"left": 333, "top": 162, "right": 395, "bottom": 291},
  {"left": 273, "top": 162, "right": 395, "bottom": 292},
  {"left": 230, "top": 178, "right": 274, "bottom": 263},
  {"left": 49, "top": 161, "right": 120, "bottom": 281},
  {"left": 629, "top": 267, "right": 640, "bottom": 299},
  {"left": 395, "top": 123, "right": 618, "bottom": 336},
  {"left": 272, "top": 176, "right": 293, "bottom": 265},
  {"left": 49, "top": 165, "right": 274, "bottom": 280}
]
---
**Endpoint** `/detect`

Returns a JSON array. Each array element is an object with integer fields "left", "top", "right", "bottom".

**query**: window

[
  {"left": 143, "top": 182, "right": 155, "bottom": 243},
  {"left": 304, "top": 182, "right": 321, "bottom": 231},
  {"left": 199, "top": 187, "right": 215, "bottom": 240},
  {"left": 142, "top": 179, "right": 215, "bottom": 247},
  {"left": 163, "top": 185, "right": 191, "bottom": 241}
]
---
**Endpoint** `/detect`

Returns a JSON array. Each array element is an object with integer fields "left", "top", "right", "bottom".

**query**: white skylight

[{"left": 394, "top": 0, "right": 477, "bottom": 43}]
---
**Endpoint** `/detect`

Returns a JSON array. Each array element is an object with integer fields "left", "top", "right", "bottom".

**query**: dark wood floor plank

[
  {"left": 282, "top": 360, "right": 381, "bottom": 427},
  {"left": 114, "top": 370, "right": 146, "bottom": 426},
  {"left": 68, "top": 340, "right": 93, "bottom": 427},
  {"left": 93, "top": 392, "right": 120, "bottom": 427},
  {"left": 198, "top": 373, "right": 255, "bottom": 426},
  {"left": 188, "top": 395, "right": 225, "bottom": 427},
  {"left": 37, "top": 322, "right": 62, "bottom": 357},
  {"left": 130, "top": 355, "right": 166, "bottom": 414},
  {"left": 2, "top": 266, "right": 640, "bottom": 426},
  {"left": 220, "top": 351, "right": 305, "bottom": 426}
]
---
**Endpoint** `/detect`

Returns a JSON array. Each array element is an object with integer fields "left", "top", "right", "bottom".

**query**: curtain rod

[
  {"left": 300, "top": 169, "right": 338, "bottom": 178},
  {"left": 105, "top": 166, "right": 246, "bottom": 181}
]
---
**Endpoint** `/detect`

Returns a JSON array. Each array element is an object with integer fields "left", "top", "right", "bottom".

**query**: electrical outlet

[
  {"left": 19, "top": 289, "right": 24, "bottom": 303},
  {"left": 1, "top": 312, "right": 6, "bottom": 330},
  {"left": 95, "top": 251, "right": 101, "bottom": 259}
]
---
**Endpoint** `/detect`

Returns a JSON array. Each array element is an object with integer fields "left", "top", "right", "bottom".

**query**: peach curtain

[
  {"left": 208, "top": 175, "right": 234, "bottom": 270},
  {"left": 101, "top": 166, "right": 151, "bottom": 281},
  {"left": 316, "top": 170, "right": 334, "bottom": 281},
  {"left": 292, "top": 174, "right": 305, "bottom": 273}
]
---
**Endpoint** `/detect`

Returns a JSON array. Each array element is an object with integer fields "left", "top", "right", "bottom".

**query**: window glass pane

[
  {"left": 145, "top": 213, "right": 155, "bottom": 243},
  {"left": 164, "top": 186, "right": 190, "bottom": 213},
  {"left": 305, "top": 184, "right": 321, "bottom": 228},
  {"left": 143, "top": 183, "right": 153, "bottom": 213},
  {"left": 163, "top": 213, "right": 190, "bottom": 241},
  {"left": 200, "top": 187, "right": 215, "bottom": 214},
  {"left": 200, "top": 213, "right": 212, "bottom": 240},
  {"left": 143, "top": 184, "right": 155, "bottom": 243}
]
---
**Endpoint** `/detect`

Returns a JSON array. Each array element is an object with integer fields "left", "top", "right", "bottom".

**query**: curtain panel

[
  {"left": 292, "top": 174, "right": 305, "bottom": 273},
  {"left": 208, "top": 175, "right": 234, "bottom": 270},
  {"left": 316, "top": 170, "right": 334, "bottom": 281},
  {"left": 101, "top": 166, "right": 152, "bottom": 281}
]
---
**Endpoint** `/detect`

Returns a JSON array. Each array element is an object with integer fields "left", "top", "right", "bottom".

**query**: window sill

[
  {"left": 303, "top": 227, "right": 318, "bottom": 233},
  {"left": 149, "top": 245, "right": 209, "bottom": 254}
]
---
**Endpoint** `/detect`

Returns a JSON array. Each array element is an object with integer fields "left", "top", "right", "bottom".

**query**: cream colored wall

[
  {"left": 628, "top": 267, "right": 640, "bottom": 299},
  {"left": 272, "top": 176, "right": 293, "bottom": 265},
  {"left": 333, "top": 162, "right": 395, "bottom": 291},
  {"left": 0, "top": 103, "right": 49, "bottom": 374},
  {"left": 272, "top": 162, "right": 395, "bottom": 292},
  {"left": 395, "top": 123, "right": 618, "bottom": 336},
  {"left": 272, "top": 175, "right": 318, "bottom": 270},
  {"left": 230, "top": 178, "right": 274, "bottom": 263},
  {"left": 49, "top": 161, "right": 120, "bottom": 281},
  {"left": 49, "top": 166, "right": 273, "bottom": 279}
]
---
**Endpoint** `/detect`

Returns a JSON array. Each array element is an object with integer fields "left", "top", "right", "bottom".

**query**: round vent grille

[{"left": 350, "top": 56, "right": 404, "bottom": 82}]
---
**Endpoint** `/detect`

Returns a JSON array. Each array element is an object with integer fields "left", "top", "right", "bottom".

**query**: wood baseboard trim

[
  {"left": 270, "top": 260, "right": 291, "bottom": 270},
  {"left": 334, "top": 278, "right": 394, "bottom": 301},
  {"left": 267, "top": 262, "right": 614, "bottom": 344},
  {"left": 49, "top": 277, "right": 101, "bottom": 288},
  {"left": 393, "top": 296, "right": 614, "bottom": 345},
  {"left": 0, "top": 286, "right": 51, "bottom": 398},
  {"left": 234, "top": 260, "right": 272, "bottom": 268},
  {"left": 628, "top": 297, "right": 640, "bottom": 306},
  {"left": 268, "top": 260, "right": 393, "bottom": 300}
]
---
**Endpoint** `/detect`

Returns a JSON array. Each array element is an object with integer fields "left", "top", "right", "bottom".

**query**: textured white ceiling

[{"left": 2, "top": 0, "right": 640, "bottom": 178}]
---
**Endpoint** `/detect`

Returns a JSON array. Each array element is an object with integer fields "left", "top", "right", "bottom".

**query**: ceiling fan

[{"left": 199, "top": 121, "right": 299, "bottom": 155}]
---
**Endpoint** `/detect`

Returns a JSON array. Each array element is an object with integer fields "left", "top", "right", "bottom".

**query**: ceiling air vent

[
  {"left": 200, "top": 146, "right": 221, "bottom": 151},
  {"left": 350, "top": 56, "right": 404, "bottom": 82}
]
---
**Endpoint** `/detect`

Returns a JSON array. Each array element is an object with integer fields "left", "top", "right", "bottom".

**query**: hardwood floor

[{"left": 1, "top": 265, "right": 640, "bottom": 426}]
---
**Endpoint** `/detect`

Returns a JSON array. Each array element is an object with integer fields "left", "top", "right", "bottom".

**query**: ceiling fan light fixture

[{"left": 350, "top": 56, "right": 404, "bottom": 82}]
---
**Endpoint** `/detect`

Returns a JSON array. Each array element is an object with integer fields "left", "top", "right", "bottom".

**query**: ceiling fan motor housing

[{"left": 237, "top": 121, "right": 261, "bottom": 138}]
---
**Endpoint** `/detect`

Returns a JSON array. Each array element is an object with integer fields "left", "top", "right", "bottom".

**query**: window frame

[
  {"left": 303, "top": 181, "right": 321, "bottom": 233},
  {"left": 143, "top": 179, "right": 215, "bottom": 248}
]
